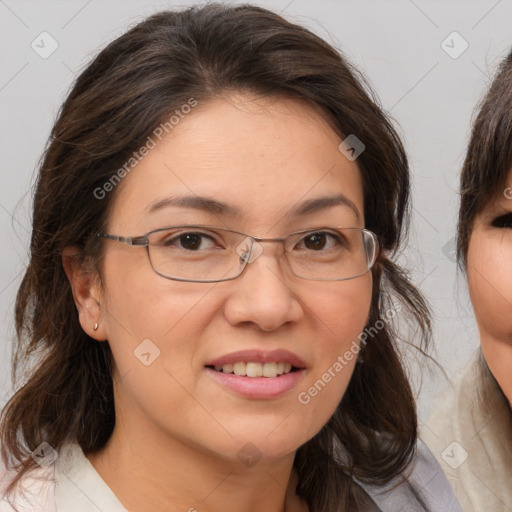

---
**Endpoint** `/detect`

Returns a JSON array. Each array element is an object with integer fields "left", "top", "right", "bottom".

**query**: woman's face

[
  {"left": 95, "top": 93, "right": 372, "bottom": 463},
  {"left": 467, "top": 169, "right": 512, "bottom": 403}
]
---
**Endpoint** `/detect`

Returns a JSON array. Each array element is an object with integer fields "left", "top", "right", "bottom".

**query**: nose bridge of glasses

[{"left": 235, "top": 235, "right": 287, "bottom": 265}]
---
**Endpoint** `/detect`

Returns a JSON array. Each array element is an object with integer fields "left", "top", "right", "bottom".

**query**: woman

[
  {"left": 422, "top": 51, "right": 512, "bottom": 511},
  {"left": 0, "top": 4, "right": 460, "bottom": 511}
]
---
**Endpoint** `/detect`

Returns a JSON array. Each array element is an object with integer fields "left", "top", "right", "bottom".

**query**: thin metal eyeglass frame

[{"left": 95, "top": 225, "right": 379, "bottom": 283}]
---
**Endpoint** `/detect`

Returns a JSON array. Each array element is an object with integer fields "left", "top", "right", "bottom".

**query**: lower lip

[{"left": 204, "top": 367, "right": 306, "bottom": 399}]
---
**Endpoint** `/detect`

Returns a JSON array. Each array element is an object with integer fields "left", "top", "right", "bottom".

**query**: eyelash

[{"left": 491, "top": 213, "right": 512, "bottom": 228}]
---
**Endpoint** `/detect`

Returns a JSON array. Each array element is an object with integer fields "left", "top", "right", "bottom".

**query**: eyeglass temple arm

[{"left": 96, "top": 233, "right": 148, "bottom": 246}]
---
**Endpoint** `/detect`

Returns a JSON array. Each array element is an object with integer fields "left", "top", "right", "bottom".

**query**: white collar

[{"left": 54, "top": 443, "right": 126, "bottom": 512}]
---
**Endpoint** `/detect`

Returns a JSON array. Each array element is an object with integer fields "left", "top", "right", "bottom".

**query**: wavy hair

[{"left": 1, "top": 4, "right": 430, "bottom": 510}]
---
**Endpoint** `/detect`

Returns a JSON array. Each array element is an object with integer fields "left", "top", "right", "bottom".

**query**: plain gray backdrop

[{"left": 1, "top": 0, "right": 511, "bottom": 429}]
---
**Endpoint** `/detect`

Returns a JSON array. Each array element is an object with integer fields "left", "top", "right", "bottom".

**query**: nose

[{"left": 223, "top": 245, "right": 304, "bottom": 331}]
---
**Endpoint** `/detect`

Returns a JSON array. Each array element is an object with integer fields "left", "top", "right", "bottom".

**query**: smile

[
  {"left": 209, "top": 361, "right": 294, "bottom": 378},
  {"left": 204, "top": 349, "right": 307, "bottom": 398}
]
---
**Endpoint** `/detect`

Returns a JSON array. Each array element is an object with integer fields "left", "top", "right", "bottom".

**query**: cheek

[
  {"left": 102, "top": 247, "right": 212, "bottom": 333},
  {"left": 100, "top": 251, "right": 220, "bottom": 383},
  {"left": 312, "top": 273, "right": 373, "bottom": 339},
  {"left": 297, "top": 274, "right": 373, "bottom": 411},
  {"left": 100, "top": 272, "right": 229, "bottom": 443},
  {"left": 467, "top": 234, "right": 512, "bottom": 340}
]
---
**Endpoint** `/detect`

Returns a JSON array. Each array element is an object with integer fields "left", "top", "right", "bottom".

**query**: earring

[{"left": 93, "top": 322, "right": 99, "bottom": 331}]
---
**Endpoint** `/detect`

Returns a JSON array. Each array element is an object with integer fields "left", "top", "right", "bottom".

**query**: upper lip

[{"left": 205, "top": 349, "right": 306, "bottom": 369}]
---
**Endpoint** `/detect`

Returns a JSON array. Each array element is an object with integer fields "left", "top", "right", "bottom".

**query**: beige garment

[
  {"left": 421, "top": 349, "right": 512, "bottom": 512},
  {"left": 0, "top": 442, "right": 125, "bottom": 511},
  {"left": 1, "top": 438, "right": 462, "bottom": 511}
]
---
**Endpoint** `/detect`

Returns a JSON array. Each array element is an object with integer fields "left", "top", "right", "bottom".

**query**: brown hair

[
  {"left": 0, "top": 4, "right": 430, "bottom": 510},
  {"left": 458, "top": 50, "right": 512, "bottom": 266}
]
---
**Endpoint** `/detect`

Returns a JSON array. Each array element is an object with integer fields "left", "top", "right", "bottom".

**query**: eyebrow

[{"left": 145, "top": 194, "right": 361, "bottom": 219}]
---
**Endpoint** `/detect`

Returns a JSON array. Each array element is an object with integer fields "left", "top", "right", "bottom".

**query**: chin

[{"left": 205, "top": 426, "right": 308, "bottom": 464}]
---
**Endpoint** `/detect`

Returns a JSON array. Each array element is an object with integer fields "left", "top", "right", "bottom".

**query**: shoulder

[
  {"left": 0, "top": 441, "right": 122, "bottom": 512},
  {"left": 420, "top": 348, "right": 499, "bottom": 469},
  {"left": 361, "top": 439, "right": 463, "bottom": 511},
  {"left": 0, "top": 453, "right": 56, "bottom": 512},
  {"left": 421, "top": 349, "right": 512, "bottom": 511},
  {"left": 421, "top": 349, "right": 489, "bottom": 450},
  {"left": 1, "top": 441, "right": 126, "bottom": 512},
  {"left": 53, "top": 442, "right": 127, "bottom": 511},
  {"left": 405, "top": 439, "right": 463, "bottom": 510}
]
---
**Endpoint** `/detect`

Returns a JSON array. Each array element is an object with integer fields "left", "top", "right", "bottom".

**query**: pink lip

[
  {"left": 204, "top": 349, "right": 307, "bottom": 400},
  {"left": 204, "top": 367, "right": 306, "bottom": 399},
  {"left": 205, "top": 349, "right": 306, "bottom": 368}
]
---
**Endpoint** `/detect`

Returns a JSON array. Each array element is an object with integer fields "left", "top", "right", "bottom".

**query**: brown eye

[
  {"left": 162, "top": 231, "right": 217, "bottom": 250},
  {"left": 304, "top": 233, "right": 327, "bottom": 250},
  {"left": 298, "top": 232, "right": 341, "bottom": 251},
  {"left": 179, "top": 233, "right": 202, "bottom": 250}
]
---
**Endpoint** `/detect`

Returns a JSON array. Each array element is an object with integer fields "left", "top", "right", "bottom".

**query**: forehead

[{"left": 108, "top": 93, "right": 364, "bottom": 231}]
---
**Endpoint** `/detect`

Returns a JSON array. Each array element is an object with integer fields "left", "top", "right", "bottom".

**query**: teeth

[
  {"left": 246, "top": 362, "right": 263, "bottom": 377},
  {"left": 222, "top": 363, "right": 234, "bottom": 374},
  {"left": 233, "top": 362, "right": 246, "bottom": 376},
  {"left": 263, "top": 362, "right": 277, "bottom": 378},
  {"left": 215, "top": 362, "right": 295, "bottom": 377}
]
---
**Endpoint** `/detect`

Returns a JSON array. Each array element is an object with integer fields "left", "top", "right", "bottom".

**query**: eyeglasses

[{"left": 96, "top": 225, "right": 379, "bottom": 283}]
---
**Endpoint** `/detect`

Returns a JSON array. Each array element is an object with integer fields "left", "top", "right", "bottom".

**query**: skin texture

[
  {"left": 63, "top": 93, "right": 373, "bottom": 512},
  {"left": 466, "top": 171, "right": 512, "bottom": 405}
]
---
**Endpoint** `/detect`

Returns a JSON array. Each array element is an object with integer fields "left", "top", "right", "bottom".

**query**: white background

[{"left": 1, "top": 0, "right": 511, "bottom": 426}]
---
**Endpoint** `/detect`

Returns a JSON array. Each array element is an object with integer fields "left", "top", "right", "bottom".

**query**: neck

[{"left": 86, "top": 411, "right": 308, "bottom": 512}]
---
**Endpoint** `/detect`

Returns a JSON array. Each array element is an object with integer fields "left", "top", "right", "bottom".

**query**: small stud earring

[{"left": 93, "top": 322, "right": 99, "bottom": 331}]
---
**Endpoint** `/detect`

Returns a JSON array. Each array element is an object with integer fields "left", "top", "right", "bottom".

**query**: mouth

[
  {"left": 205, "top": 361, "right": 298, "bottom": 378},
  {"left": 204, "top": 349, "right": 306, "bottom": 399}
]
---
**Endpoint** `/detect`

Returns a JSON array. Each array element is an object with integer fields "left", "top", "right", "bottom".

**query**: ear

[{"left": 62, "top": 246, "right": 107, "bottom": 341}]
